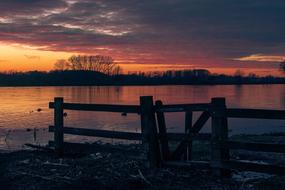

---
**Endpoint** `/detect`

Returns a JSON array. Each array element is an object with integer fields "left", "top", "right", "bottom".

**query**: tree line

[
  {"left": 0, "top": 55, "right": 283, "bottom": 86},
  {"left": 0, "top": 69, "right": 284, "bottom": 86},
  {"left": 54, "top": 55, "right": 285, "bottom": 75},
  {"left": 280, "top": 61, "right": 285, "bottom": 73}
]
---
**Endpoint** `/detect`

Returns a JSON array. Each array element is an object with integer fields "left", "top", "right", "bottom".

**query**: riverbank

[{"left": 0, "top": 142, "right": 285, "bottom": 190}]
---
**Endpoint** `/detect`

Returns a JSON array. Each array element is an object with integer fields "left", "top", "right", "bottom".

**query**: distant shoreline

[
  {"left": 0, "top": 70, "right": 284, "bottom": 87},
  {"left": 0, "top": 82, "right": 285, "bottom": 87}
]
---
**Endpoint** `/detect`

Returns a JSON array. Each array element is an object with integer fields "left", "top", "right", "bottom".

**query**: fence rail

[
  {"left": 227, "top": 108, "right": 285, "bottom": 120},
  {"left": 49, "top": 125, "right": 211, "bottom": 142},
  {"left": 155, "top": 103, "right": 210, "bottom": 112},
  {"left": 49, "top": 96, "right": 285, "bottom": 176},
  {"left": 49, "top": 126, "right": 142, "bottom": 140},
  {"left": 49, "top": 102, "right": 140, "bottom": 113}
]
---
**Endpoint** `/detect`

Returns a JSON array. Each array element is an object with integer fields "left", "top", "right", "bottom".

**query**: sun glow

[
  {"left": 0, "top": 43, "right": 283, "bottom": 76},
  {"left": 0, "top": 44, "right": 72, "bottom": 71}
]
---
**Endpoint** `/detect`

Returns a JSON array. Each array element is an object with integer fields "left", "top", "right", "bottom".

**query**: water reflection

[
  {"left": 281, "top": 85, "right": 285, "bottom": 108},
  {"left": 0, "top": 85, "right": 284, "bottom": 149}
]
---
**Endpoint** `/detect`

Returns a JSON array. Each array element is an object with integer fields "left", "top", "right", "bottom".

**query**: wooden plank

[
  {"left": 227, "top": 108, "right": 285, "bottom": 120},
  {"left": 155, "top": 100, "right": 170, "bottom": 161},
  {"left": 170, "top": 111, "right": 210, "bottom": 160},
  {"left": 210, "top": 97, "right": 230, "bottom": 177},
  {"left": 170, "top": 133, "right": 211, "bottom": 160},
  {"left": 49, "top": 102, "right": 54, "bottom": 109},
  {"left": 171, "top": 140, "right": 188, "bottom": 160},
  {"left": 49, "top": 102, "right": 140, "bottom": 113},
  {"left": 185, "top": 111, "right": 193, "bottom": 134},
  {"left": 156, "top": 103, "right": 210, "bottom": 112},
  {"left": 185, "top": 111, "right": 193, "bottom": 160},
  {"left": 140, "top": 96, "right": 161, "bottom": 168},
  {"left": 49, "top": 126, "right": 142, "bottom": 140},
  {"left": 217, "top": 160, "right": 285, "bottom": 175},
  {"left": 190, "top": 111, "right": 210, "bottom": 133},
  {"left": 225, "top": 141, "right": 285, "bottom": 153},
  {"left": 54, "top": 97, "right": 64, "bottom": 156}
]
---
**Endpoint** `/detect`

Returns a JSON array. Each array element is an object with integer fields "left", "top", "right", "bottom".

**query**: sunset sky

[{"left": 0, "top": 0, "right": 285, "bottom": 75}]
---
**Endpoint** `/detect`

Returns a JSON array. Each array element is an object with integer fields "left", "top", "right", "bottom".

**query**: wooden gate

[
  {"left": 154, "top": 97, "right": 285, "bottom": 176},
  {"left": 49, "top": 96, "right": 285, "bottom": 176}
]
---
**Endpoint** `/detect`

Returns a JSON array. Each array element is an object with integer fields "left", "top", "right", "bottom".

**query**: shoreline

[{"left": 0, "top": 82, "right": 285, "bottom": 88}]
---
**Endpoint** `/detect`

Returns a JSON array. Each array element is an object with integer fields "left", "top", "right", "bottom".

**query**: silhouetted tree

[
  {"left": 54, "top": 55, "right": 122, "bottom": 75},
  {"left": 248, "top": 72, "right": 257, "bottom": 78},
  {"left": 280, "top": 61, "right": 285, "bottom": 73},
  {"left": 112, "top": 65, "right": 123, "bottom": 75},
  {"left": 0, "top": 68, "right": 284, "bottom": 86},
  {"left": 234, "top": 69, "right": 245, "bottom": 77},
  {"left": 54, "top": 59, "right": 70, "bottom": 71}
]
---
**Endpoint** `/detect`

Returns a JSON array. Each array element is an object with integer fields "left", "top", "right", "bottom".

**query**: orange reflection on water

[{"left": 0, "top": 85, "right": 285, "bottom": 149}]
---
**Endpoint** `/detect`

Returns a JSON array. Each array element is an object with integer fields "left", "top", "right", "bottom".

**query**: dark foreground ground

[{"left": 0, "top": 141, "right": 285, "bottom": 190}]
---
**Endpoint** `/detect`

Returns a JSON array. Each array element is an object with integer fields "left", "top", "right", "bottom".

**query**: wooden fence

[{"left": 49, "top": 96, "right": 285, "bottom": 176}]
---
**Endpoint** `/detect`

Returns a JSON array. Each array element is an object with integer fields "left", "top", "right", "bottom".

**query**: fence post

[
  {"left": 54, "top": 97, "right": 64, "bottom": 156},
  {"left": 140, "top": 96, "right": 161, "bottom": 168},
  {"left": 210, "top": 97, "right": 230, "bottom": 177},
  {"left": 185, "top": 111, "right": 193, "bottom": 160},
  {"left": 155, "top": 100, "right": 170, "bottom": 161}
]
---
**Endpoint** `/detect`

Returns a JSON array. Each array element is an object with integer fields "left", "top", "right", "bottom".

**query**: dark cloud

[
  {"left": 0, "top": 0, "right": 284, "bottom": 67},
  {"left": 0, "top": 0, "right": 67, "bottom": 17}
]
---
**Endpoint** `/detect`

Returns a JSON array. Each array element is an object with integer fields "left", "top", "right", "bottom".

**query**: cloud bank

[{"left": 0, "top": 0, "right": 285, "bottom": 68}]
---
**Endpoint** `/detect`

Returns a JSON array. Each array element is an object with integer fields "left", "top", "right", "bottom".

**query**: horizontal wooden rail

[
  {"left": 224, "top": 141, "right": 285, "bottom": 153},
  {"left": 49, "top": 126, "right": 142, "bottom": 140},
  {"left": 49, "top": 102, "right": 140, "bottom": 113},
  {"left": 156, "top": 103, "right": 210, "bottom": 112},
  {"left": 49, "top": 125, "right": 211, "bottom": 142},
  {"left": 217, "top": 160, "right": 285, "bottom": 175},
  {"left": 48, "top": 96, "right": 285, "bottom": 175},
  {"left": 227, "top": 108, "right": 285, "bottom": 120}
]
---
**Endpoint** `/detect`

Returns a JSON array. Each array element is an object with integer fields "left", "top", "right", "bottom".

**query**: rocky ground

[{"left": 0, "top": 141, "right": 284, "bottom": 190}]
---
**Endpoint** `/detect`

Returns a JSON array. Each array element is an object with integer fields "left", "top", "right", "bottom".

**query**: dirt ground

[{"left": 0, "top": 142, "right": 284, "bottom": 190}]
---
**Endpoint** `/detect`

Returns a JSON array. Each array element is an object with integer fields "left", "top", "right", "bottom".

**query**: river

[{"left": 0, "top": 85, "right": 284, "bottom": 149}]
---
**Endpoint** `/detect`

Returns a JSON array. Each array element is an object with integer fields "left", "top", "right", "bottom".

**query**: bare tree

[
  {"left": 54, "top": 55, "right": 121, "bottom": 75},
  {"left": 234, "top": 69, "right": 245, "bottom": 77},
  {"left": 112, "top": 65, "right": 123, "bottom": 75},
  {"left": 54, "top": 59, "right": 70, "bottom": 71},
  {"left": 280, "top": 61, "right": 285, "bottom": 73},
  {"left": 68, "top": 55, "right": 84, "bottom": 70}
]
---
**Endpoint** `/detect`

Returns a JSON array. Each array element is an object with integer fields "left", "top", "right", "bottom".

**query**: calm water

[{"left": 0, "top": 85, "right": 285, "bottom": 149}]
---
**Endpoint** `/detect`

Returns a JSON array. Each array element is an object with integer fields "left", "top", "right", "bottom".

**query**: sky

[{"left": 0, "top": 0, "right": 285, "bottom": 76}]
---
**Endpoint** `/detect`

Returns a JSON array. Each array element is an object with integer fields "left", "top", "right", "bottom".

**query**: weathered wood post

[
  {"left": 184, "top": 111, "right": 193, "bottom": 160},
  {"left": 140, "top": 96, "right": 161, "bottom": 168},
  {"left": 54, "top": 97, "right": 64, "bottom": 156},
  {"left": 155, "top": 100, "right": 170, "bottom": 161},
  {"left": 210, "top": 97, "right": 230, "bottom": 177}
]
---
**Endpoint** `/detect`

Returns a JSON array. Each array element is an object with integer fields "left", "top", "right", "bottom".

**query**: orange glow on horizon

[
  {"left": 0, "top": 44, "right": 283, "bottom": 76},
  {"left": 0, "top": 44, "right": 72, "bottom": 71},
  {"left": 121, "top": 64, "right": 283, "bottom": 76}
]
